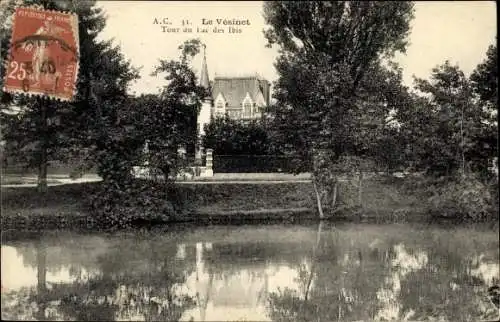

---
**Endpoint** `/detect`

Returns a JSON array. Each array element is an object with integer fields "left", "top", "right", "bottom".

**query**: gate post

[{"left": 205, "top": 149, "right": 214, "bottom": 177}]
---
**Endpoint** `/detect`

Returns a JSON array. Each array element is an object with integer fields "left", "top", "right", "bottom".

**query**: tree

[
  {"left": 349, "top": 63, "right": 409, "bottom": 167},
  {"left": 264, "top": 1, "right": 415, "bottom": 217},
  {"left": 470, "top": 43, "right": 498, "bottom": 175},
  {"left": 471, "top": 43, "right": 498, "bottom": 109},
  {"left": 141, "top": 39, "right": 207, "bottom": 180},
  {"left": 395, "top": 43, "right": 497, "bottom": 178},
  {"left": 410, "top": 61, "right": 491, "bottom": 176},
  {"left": 0, "top": 0, "right": 139, "bottom": 191}
]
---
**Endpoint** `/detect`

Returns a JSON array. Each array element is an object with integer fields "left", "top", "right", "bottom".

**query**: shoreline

[
  {"left": 2, "top": 206, "right": 494, "bottom": 232},
  {"left": 2, "top": 177, "right": 497, "bottom": 231}
]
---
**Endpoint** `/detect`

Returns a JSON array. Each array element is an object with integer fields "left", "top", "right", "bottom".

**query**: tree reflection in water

[
  {"left": 267, "top": 221, "right": 390, "bottom": 321},
  {"left": 2, "top": 224, "right": 499, "bottom": 321},
  {"left": 2, "top": 234, "right": 197, "bottom": 321},
  {"left": 267, "top": 224, "right": 500, "bottom": 322}
]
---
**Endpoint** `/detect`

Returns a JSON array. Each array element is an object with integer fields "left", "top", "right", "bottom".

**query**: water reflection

[
  {"left": 374, "top": 243, "right": 428, "bottom": 321},
  {"left": 2, "top": 224, "right": 499, "bottom": 321}
]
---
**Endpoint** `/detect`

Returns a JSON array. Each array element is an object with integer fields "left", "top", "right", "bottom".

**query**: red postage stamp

[{"left": 3, "top": 6, "right": 79, "bottom": 101}]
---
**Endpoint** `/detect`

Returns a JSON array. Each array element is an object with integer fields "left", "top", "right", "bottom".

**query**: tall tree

[
  {"left": 264, "top": 1, "right": 415, "bottom": 217},
  {"left": 140, "top": 39, "right": 207, "bottom": 180},
  {"left": 0, "top": 0, "right": 139, "bottom": 190}
]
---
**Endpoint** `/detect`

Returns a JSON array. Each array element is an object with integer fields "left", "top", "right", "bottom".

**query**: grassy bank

[
  {"left": 1, "top": 176, "right": 496, "bottom": 230},
  {"left": 1, "top": 181, "right": 316, "bottom": 229}
]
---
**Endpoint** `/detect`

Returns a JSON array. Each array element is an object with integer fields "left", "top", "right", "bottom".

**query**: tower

[{"left": 196, "top": 44, "right": 212, "bottom": 162}]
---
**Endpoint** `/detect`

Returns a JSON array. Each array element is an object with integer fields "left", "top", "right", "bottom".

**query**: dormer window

[
  {"left": 242, "top": 93, "right": 253, "bottom": 118},
  {"left": 214, "top": 93, "right": 226, "bottom": 115}
]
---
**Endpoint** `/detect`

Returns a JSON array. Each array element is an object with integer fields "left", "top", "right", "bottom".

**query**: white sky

[{"left": 97, "top": 1, "right": 497, "bottom": 95}]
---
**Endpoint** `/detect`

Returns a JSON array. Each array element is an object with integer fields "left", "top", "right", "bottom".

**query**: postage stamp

[{"left": 3, "top": 6, "right": 79, "bottom": 101}]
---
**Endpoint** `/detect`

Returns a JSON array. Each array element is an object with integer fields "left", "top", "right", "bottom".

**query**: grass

[
  {"left": 4, "top": 175, "right": 487, "bottom": 229},
  {"left": 1, "top": 182, "right": 97, "bottom": 212},
  {"left": 2, "top": 177, "right": 492, "bottom": 229},
  {"left": 176, "top": 182, "right": 316, "bottom": 213},
  {"left": 1, "top": 182, "right": 98, "bottom": 230}
]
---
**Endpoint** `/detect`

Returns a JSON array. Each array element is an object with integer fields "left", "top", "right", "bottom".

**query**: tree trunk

[
  {"left": 37, "top": 99, "right": 48, "bottom": 193},
  {"left": 37, "top": 146, "right": 48, "bottom": 193},
  {"left": 313, "top": 179, "right": 325, "bottom": 220},
  {"left": 460, "top": 103, "right": 466, "bottom": 177},
  {"left": 358, "top": 172, "right": 363, "bottom": 207},
  {"left": 161, "top": 165, "right": 171, "bottom": 182},
  {"left": 36, "top": 239, "right": 47, "bottom": 320}
]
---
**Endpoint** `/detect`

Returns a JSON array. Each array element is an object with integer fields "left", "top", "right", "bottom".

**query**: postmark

[{"left": 3, "top": 6, "right": 79, "bottom": 101}]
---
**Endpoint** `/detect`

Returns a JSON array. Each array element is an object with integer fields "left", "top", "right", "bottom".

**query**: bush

[
  {"left": 87, "top": 133, "right": 195, "bottom": 227},
  {"left": 202, "top": 116, "right": 275, "bottom": 156},
  {"left": 88, "top": 180, "right": 177, "bottom": 228},
  {"left": 426, "top": 174, "right": 496, "bottom": 220}
]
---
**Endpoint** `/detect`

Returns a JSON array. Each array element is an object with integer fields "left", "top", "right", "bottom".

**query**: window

[
  {"left": 243, "top": 101, "right": 252, "bottom": 117},
  {"left": 217, "top": 100, "right": 224, "bottom": 109}
]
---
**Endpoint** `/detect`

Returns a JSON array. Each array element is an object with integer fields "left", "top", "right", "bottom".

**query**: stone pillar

[
  {"left": 195, "top": 146, "right": 203, "bottom": 165},
  {"left": 205, "top": 148, "right": 213, "bottom": 177}
]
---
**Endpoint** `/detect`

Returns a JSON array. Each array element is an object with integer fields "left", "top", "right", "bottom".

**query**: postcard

[{"left": 1, "top": 1, "right": 498, "bottom": 321}]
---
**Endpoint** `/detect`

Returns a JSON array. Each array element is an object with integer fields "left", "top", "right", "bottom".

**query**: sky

[{"left": 97, "top": 1, "right": 497, "bottom": 96}]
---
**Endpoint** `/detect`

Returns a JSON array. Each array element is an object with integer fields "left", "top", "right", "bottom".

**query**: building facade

[
  {"left": 196, "top": 47, "right": 271, "bottom": 140},
  {"left": 211, "top": 76, "right": 270, "bottom": 120}
]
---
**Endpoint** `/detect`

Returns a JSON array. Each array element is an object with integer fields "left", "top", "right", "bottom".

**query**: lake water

[{"left": 2, "top": 223, "right": 499, "bottom": 321}]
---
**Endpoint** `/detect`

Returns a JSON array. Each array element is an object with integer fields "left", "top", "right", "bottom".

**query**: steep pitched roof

[
  {"left": 214, "top": 91, "right": 226, "bottom": 104},
  {"left": 211, "top": 76, "right": 270, "bottom": 110}
]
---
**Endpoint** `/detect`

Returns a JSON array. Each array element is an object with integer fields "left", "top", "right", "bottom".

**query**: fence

[
  {"left": 212, "top": 154, "right": 307, "bottom": 173},
  {"left": 211, "top": 154, "right": 412, "bottom": 174}
]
